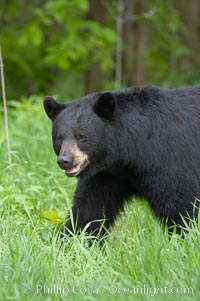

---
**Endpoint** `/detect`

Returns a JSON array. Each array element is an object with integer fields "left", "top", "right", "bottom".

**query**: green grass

[{"left": 0, "top": 97, "right": 200, "bottom": 301}]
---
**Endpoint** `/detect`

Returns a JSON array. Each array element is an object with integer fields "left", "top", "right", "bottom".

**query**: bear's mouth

[{"left": 65, "top": 159, "right": 89, "bottom": 177}]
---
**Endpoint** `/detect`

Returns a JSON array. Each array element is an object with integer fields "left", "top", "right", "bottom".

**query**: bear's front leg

[{"left": 64, "top": 173, "right": 131, "bottom": 239}]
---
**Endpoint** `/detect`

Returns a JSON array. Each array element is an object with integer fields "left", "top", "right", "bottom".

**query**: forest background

[{"left": 1, "top": 0, "right": 200, "bottom": 101}]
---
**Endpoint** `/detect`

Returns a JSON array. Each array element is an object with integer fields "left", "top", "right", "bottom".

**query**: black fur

[
  {"left": 44, "top": 96, "right": 66, "bottom": 120},
  {"left": 44, "top": 85, "right": 200, "bottom": 238},
  {"left": 93, "top": 92, "right": 116, "bottom": 119}
]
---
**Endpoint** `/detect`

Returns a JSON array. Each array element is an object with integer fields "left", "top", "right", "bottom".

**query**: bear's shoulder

[{"left": 113, "top": 85, "right": 200, "bottom": 108}]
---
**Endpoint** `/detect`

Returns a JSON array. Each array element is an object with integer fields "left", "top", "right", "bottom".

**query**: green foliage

[
  {"left": 1, "top": 0, "right": 116, "bottom": 99},
  {"left": 1, "top": 0, "right": 198, "bottom": 100},
  {"left": 141, "top": 0, "right": 190, "bottom": 87},
  {"left": 0, "top": 98, "right": 200, "bottom": 300}
]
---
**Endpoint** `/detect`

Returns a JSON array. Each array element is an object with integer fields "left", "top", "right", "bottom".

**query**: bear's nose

[{"left": 57, "top": 155, "right": 73, "bottom": 170}]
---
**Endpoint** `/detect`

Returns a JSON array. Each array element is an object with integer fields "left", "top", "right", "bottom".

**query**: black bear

[{"left": 44, "top": 85, "right": 200, "bottom": 238}]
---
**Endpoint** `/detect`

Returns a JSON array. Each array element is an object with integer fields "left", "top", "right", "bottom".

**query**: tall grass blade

[{"left": 0, "top": 45, "right": 12, "bottom": 165}]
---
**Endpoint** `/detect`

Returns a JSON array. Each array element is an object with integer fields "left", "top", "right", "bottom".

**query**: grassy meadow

[{"left": 0, "top": 97, "right": 200, "bottom": 301}]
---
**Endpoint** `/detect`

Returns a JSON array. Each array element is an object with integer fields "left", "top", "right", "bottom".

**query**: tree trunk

[
  {"left": 122, "top": 0, "right": 135, "bottom": 86},
  {"left": 174, "top": 0, "right": 200, "bottom": 70},
  {"left": 115, "top": 0, "right": 124, "bottom": 89},
  {"left": 134, "top": 0, "right": 148, "bottom": 85},
  {"left": 122, "top": 0, "right": 149, "bottom": 87},
  {"left": 84, "top": 0, "right": 105, "bottom": 94}
]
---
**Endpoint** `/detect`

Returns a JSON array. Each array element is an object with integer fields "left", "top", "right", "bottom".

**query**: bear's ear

[
  {"left": 94, "top": 92, "right": 116, "bottom": 120},
  {"left": 43, "top": 96, "right": 66, "bottom": 121}
]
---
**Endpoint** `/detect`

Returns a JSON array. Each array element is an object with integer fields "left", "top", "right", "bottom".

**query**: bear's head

[{"left": 44, "top": 92, "right": 117, "bottom": 177}]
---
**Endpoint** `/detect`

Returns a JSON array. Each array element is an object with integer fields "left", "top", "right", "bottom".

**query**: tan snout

[{"left": 57, "top": 141, "right": 88, "bottom": 170}]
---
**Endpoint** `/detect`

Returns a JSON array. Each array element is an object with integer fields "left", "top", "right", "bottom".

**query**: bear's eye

[
  {"left": 57, "top": 135, "right": 63, "bottom": 142},
  {"left": 75, "top": 133, "right": 86, "bottom": 142}
]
